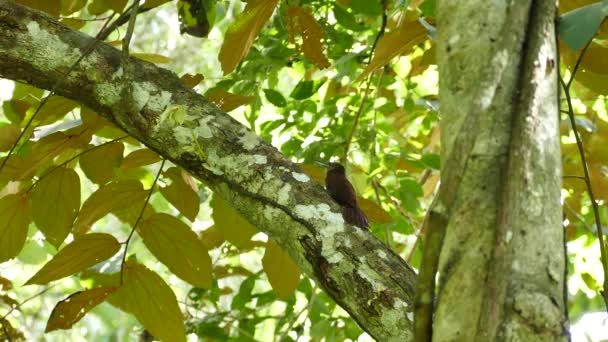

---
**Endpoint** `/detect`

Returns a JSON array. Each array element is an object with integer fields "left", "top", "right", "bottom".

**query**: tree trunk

[{"left": 431, "top": 0, "right": 567, "bottom": 340}]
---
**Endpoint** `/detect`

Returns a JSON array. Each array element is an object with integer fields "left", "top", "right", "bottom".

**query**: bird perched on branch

[{"left": 318, "top": 162, "right": 369, "bottom": 229}]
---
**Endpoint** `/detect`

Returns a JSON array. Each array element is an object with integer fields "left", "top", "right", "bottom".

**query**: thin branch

[
  {"left": 559, "top": 41, "right": 608, "bottom": 310},
  {"left": 0, "top": 285, "right": 55, "bottom": 321},
  {"left": 342, "top": 0, "right": 388, "bottom": 163},
  {"left": 119, "top": 158, "right": 166, "bottom": 285},
  {"left": 277, "top": 287, "right": 317, "bottom": 342}
]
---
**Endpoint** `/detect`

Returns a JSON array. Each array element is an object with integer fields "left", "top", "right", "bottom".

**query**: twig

[
  {"left": 0, "top": 285, "right": 55, "bottom": 321},
  {"left": 276, "top": 287, "right": 317, "bottom": 342},
  {"left": 342, "top": 0, "right": 388, "bottom": 163},
  {"left": 119, "top": 158, "right": 166, "bottom": 284},
  {"left": 559, "top": 41, "right": 608, "bottom": 310}
]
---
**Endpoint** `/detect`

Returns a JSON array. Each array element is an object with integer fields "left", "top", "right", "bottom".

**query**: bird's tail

[{"left": 342, "top": 206, "right": 369, "bottom": 229}]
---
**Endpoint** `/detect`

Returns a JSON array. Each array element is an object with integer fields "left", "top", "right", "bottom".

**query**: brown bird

[{"left": 319, "top": 162, "right": 369, "bottom": 229}]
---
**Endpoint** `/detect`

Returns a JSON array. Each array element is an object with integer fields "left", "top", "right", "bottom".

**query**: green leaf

[
  {"left": 333, "top": 5, "right": 365, "bottom": 31},
  {"left": 138, "top": 213, "right": 212, "bottom": 288},
  {"left": 45, "top": 287, "right": 117, "bottom": 332},
  {"left": 0, "top": 124, "right": 20, "bottom": 152},
  {"left": 263, "top": 88, "right": 287, "bottom": 107},
  {"left": 559, "top": 1, "right": 608, "bottom": 51},
  {"left": 290, "top": 79, "right": 325, "bottom": 100},
  {"left": 262, "top": 240, "right": 301, "bottom": 300},
  {"left": 25, "top": 233, "right": 120, "bottom": 285},
  {"left": 110, "top": 261, "right": 186, "bottom": 342},
  {"left": 232, "top": 275, "right": 256, "bottom": 310},
  {"left": 31, "top": 167, "right": 80, "bottom": 248},
  {"left": 349, "top": 0, "right": 382, "bottom": 16},
  {"left": 0, "top": 193, "right": 32, "bottom": 263}
]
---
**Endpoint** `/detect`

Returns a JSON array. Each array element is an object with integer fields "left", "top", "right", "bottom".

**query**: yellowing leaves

[
  {"left": 159, "top": 167, "right": 199, "bottom": 221},
  {"left": 219, "top": 0, "right": 280, "bottom": 75},
  {"left": 180, "top": 73, "right": 205, "bottom": 88},
  {"left": 287, "top": 6, "right": 330, "bottom": 69},
  {"left": 262, "top": 240, "right": 301, "bottom": 299},
  {"left": 207, "top": 89, "right": 255, "bottom": 112},
  {"left": 0, "top": 193, "right": 32, "bottom": 263},
  {"left": 25, "top": 233, "right": 120, "bottom": 285},
  {"left": 120, "top": 148, "right": 160, "bottom": 170},
  {"left": 80, "top": 142, "right": 124, "bottom": 184},
  {"left": 111, "top": 261, "right": 186, "bottom": 342},
  {"left": 132, "top": 53, "right": 172, "bottom": 64},
  {"left": 0, "top": 124, "right": 20, "bottom": 152},
  {"left": 138, "top": 214, "right": 212, "bottom": 288},
  {"left": 211, "top": 195, "right": 257, "bottom": 248},
  {"left": 45, "top": 287, "right": 117, "bottom": 332},
  {"left": 73, "top": 180, "right": 147, "bottom": 236},
  {"left": 358, "top": 19, "right": 428, "bottom": 81},
  {"left": 31, "top": 167, "right": 80, "bottom": 248}
]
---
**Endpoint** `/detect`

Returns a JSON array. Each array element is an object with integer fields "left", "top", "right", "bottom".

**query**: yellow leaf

[
  {"left": 143, "top": 0, "right": 171, "bottom": 9},
  {"left": 286, "top": 6, "right": 330, "bottom": 69},
  {"left": 80, "top": 142, "right": 124, "bottom": 184},
  {"left": 45, "top": 286, "right": 117, "bottom": 332},
  {"left": 132, "top": 53, "right": 172, "bottom": 64},
  {"left": 296, "top": 163, "right": 325, "bottom": 184},
  {"left": 199, "top": 225, "right": 225, "bottom": 250},
  {"left": 207, "top": 89, "right": 255, "bottom": 112},
  {"left": 211, "top": 195, "right": 257, "bottom": 248},
  {"left": 357, "top": 197, "right": 392, "bottom": 224},
  {"left": 262, "top": 240, "right": 301, "bottom": 299},
  {"left": 35, "top": 96, "right": 78, "bottom": 126},
  {"left": 31, "top": 167, "right": 80, "bottom": 248},
  {"left": 61, "top": 0, "right": 87, "bottom": 15},
  {"left": 0, "top": 124, "right": 20, "bottom": 152},
  {"left": 0, "top": 193, "right": 31, "bottom": 263},
  {"left": 180, "top": 73, "right": 205, "bottom": 88},
  {"left": 25, "top": 233, "right": 120, "bottom": 285},
  {"left": 159, "top": 167, "right": 199, "bottom": 221},
  {"left": 15, "top": 0, "right": 61, "bottom": 16},
  {"left": 60, "top": 18, "right": 86, "bottom": 30},
  {"left": 218, "top": 0, "right": 280, "bottom": 75},
  {"left": 73, "top": 180, "right": 147, "bottom": 235},
  {"left": 357, "top": 20, "right": 428, "bottom": 82},
  {"left": 17, "top": 132, "right": 78, "bottom": 181},
  {"left": 111, "top": 261, "right": 186, "bottom": 342},
  {"left": 120, "top": 148, "right": 160, "bottom": 169},
  {"left": 138, "top": 214, "right": 212, "bottom": 288}
]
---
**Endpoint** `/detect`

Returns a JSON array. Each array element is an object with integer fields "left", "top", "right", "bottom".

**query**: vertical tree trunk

[{"left": 433, "top": 1, "right": 567, "bottom": 340}]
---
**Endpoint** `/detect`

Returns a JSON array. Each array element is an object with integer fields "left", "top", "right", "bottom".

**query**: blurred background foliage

[{"left": 0, "top": 0, "right": 608, "bottom": 340}]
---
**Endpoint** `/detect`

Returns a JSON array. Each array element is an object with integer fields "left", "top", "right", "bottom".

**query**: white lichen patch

[
  {"left": 263, "top": 206, "right": 281, "bottom": 220},
  {"left": 239, "top": 128, "right": 259, "bottom": 150},
  {"left": 26, "top": 21, "right": 80, "bottom": 72},
  {"left": 357, "top": 258, "right": 386, "bottom": 293},
  {"left": 194, "top": 116, "right": 214, "bottom": 139},
  {"left": 479, "top": 49, "right": 509, "bottom": 110},
  {"left": 132, "top": 82, "right": 171, "bottom": 112},
  {"left": 292, "top": 172, "right": 310, "bottom": 183},
  {"left": 377, "top": 250, "right": 387, "bottom": 260},
  {"left": 505, "top": 230, "right": 513, "bottom": 243},
  {"left": 252, "top": 155, "right": 267, "bottom": 164},
  {"left": 95, "top": 82, "right": 121, "bottom": 107},
  {"left": 277, "top": 184, "right": 291, "bottom": 206},
  {"left": 294, "top": 203, "right": 345, "bottom": 263}
]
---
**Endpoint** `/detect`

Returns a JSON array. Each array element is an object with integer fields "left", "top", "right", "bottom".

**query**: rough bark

[
  {"left": 0, "top": 2, "right": 417, "bottom": 340},
  {"left": 434, "top": 1, "right": 567, "bottom": 341}
]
